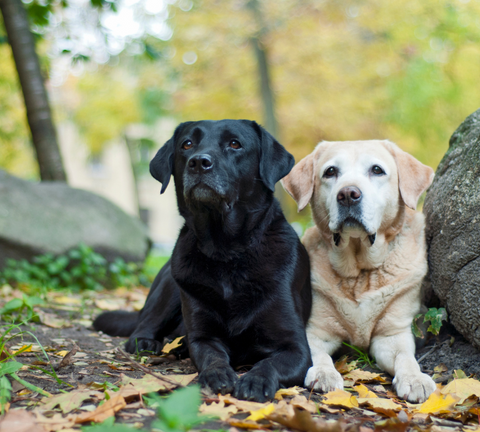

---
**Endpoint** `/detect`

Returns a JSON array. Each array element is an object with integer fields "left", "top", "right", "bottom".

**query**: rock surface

[
  {"left": 0, "top": 170, "right": 150, "bottom": 267},
  {"left": 423, "top": 108, "right": 480, "bottom": 350}
]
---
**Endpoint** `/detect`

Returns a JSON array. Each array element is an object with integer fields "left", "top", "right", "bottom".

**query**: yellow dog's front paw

[
  {"left": 393, "top": 372, "right": 436, "bottom": 403},
  {"left": 304, "top": 365, "right": 344, "bottom": 393}
]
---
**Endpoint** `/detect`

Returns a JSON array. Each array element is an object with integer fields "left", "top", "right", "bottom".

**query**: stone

[
  {"left": 423, "top": 108, "right": 480, "bottom": 349},
  {"left": 0, "top": 169, "right": 150, "bottom": 268}
]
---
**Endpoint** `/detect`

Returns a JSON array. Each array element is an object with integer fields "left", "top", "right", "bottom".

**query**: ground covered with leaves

[{"left": 0, "top": 285, "right": 480, "bottom": 432}]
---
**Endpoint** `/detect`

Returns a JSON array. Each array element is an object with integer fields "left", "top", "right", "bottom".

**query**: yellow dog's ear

[
  {"left": 281, "top": 152, "right": 316, "bottom": 212},
  {"left": 383, "top": 141, "right": 434, "bottom": 210}
]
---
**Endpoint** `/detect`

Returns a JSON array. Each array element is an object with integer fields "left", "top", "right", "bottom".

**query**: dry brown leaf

[
  {"left": 119, "top": 372, "right": 197, "bottom": 393},
  {"left": 344, "top": 369, "right": 387, "bottom": 384},
  {"left": 355, "top": 384, "right": 378, "bottom": 398},
  {"left": 441, "top": 378, "right": 480, "bottom": 404},
  {"left": 357, "top": 397, "right": 403, "bottom": 414},
  {"left": 373, "top": 418, "right": 409, "bottom": 432},
  {"left": 218, "top": 394, "right": 271, "bottom": 412},
  {"left": 0, "top": 409, "right": 44, "bottom": 432},
  {"left": 322, "top": 389, "right": 359, "bottom": 409},
  {"left": 56, "top": 345, "right": 79, "bottom": 370},
  {"left": 162, "top": 336, "right": 185, "bottom": 354},
  {"left": 33, "top": 412, "right": 76, "bottom": 432},
  {"left": 267, "top": 404, "right": 346, "bottom": 432},
  {"left": 335, "top": 356, "right": 357, "bottom": 374},
  {"left": 290, "top": 395, "right": 317, "bottom": 413},
  {"left": 415, "top": 389, "right": 460, "bottom": 414},
  {"left": 75, "top": 395, "right": 127, "bottom": 424},
  {"left": 36, "top": 309, "right": 72, "bottom": 329},
  {"left": 200, "top": 400, "right": 238, "bottom": 420},
  {"left": 40, "top": 389, "right": 103, "bottom": 413}
]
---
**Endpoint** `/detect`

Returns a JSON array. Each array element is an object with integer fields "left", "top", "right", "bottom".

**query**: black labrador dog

[{"left": 94, "top": 119, "right": 312, "bottom": 401}]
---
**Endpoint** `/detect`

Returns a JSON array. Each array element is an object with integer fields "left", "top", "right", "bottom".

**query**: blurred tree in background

[{"left": 1, "top": 0, "right": 480, "bottom": 217}]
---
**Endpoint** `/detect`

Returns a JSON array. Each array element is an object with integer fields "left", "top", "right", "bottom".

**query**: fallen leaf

[
  {"left": 33, "top": 412, "right": 76, "bottom": 432},
  {"left": 35, "top": 310, "right": 72, "bottom": 329},
  {"left": 323, "top": 389, "right": 359, "bottom": 409},
  {"left": 344, "top": 369, "right": 387, "bottom": 384},
  {"left": 416, "top": 389, "right": 460, "bottom": 414},
  {"left": 95, "top": 299, "right": 126, "bottom": 311},
  {"left": 335, "top": 356, "right": 357, "bottom": 374},
  {"left": 52, "top": 296, "right": 82, "bottom": 305},
  {"left": 119, "top": 372, "right": 197, "bottom": 393},
  {"left": 441, "top": 378, "right": 480, "bottom": 404},
  {"left": 218, "top": 394, "right": 271, "bottom": 412},
  {"left": 55, "top": 350, "right": 70, "bottom": 357},
  {"left": 228, "top": 419, "right": 271, "bottom": 429},
  {"left": 290, "top": 395, "right": 317, "bottom": 413},
  {"left": 355, "top": 384, "right": 378, "bottom": 398},
  {"left": 162, "top": 336, "right": 185, "bottom": 354},
  {"left": 200, "top": 400, "right": 238, "bottom": 420},
  {"left": 56, "top": 345, "right": 79, "bottom": 370},
  {"left": 40, "top": 389, "right": 103, "bottom": 413},
  {"left": 75, "top": 395, "right": 127, "bottom": 423},
  {"left": 247, "top": 403, "right": 276, "bottom": 421},
  {"left": 358, "top": 397, "right": 403, "bottom": 415},
  {"left": 434, "top": 364, "right": 448, "bottom": 373},
  {"left": 11, "top": 345, "right": 32, "bottom": 355},
  {"left": 453, "top": 370, "right": 468, "bottom": 380},
  {"left": 373, "top": 418, "right": 409, "bottom": 432},
  {"left": 267, "top": 404, "right": 346, "bottom": 432},
  {"left": 274, "top": 386, "right": 303, "bottom": 400},
  {"left": 0, "top": 410, "right": 43, "bottom": 432}
]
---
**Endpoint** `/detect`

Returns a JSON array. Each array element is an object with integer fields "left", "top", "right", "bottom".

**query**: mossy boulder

[
  {"left": 423, "top": 108, "right": 480, "bottom": 349},
  {"left": 0, "top": 170, "right": 150, "bottom": 267}
]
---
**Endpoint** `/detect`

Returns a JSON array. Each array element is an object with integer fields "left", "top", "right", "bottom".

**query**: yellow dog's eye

[
  {"left": 323, "top": 166, "right": 337, "bottom": 178},
  {"left": 371, "top": 165, "right": 385, "bottom": 175},
  {"left": 182, "top": 140, "right": 193, "bottom": 150}
]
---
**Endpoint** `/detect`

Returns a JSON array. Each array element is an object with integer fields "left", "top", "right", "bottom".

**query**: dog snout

[
  {"left": 337, "top": 186, "right": 362, "bottom": 207},
  {"left": 188, "top": 154, "right": 213, "bottom": 174}
]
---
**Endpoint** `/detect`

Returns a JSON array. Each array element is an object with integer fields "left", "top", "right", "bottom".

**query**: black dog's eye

[
  {"left": 371, "top": 165, "right": 385, "bottom": 175},
  {"left": 229, "top": 140, "right": 241, "bottom": 149},
  {"left": 323, "top": 166, "right": 337, "bottom": 178},
  {"left": 182, "top": 140, "right": 193, "bottom": 150}
]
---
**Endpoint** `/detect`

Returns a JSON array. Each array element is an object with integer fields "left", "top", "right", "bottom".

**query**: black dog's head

[{"left": 150, "top": 120, "right": 294, "bottom": 214}]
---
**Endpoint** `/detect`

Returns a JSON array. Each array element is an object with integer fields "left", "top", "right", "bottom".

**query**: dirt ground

[{"left": 2, "top": 286, "right": 480, "bottom": 431}]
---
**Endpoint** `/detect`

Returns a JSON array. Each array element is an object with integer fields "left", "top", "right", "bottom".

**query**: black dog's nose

[
  {"left": 188, "top": 154, "right": 213, "bottom": 173},
  {"left": 337, "top": 186, "right": 362, "bottom": 207}
]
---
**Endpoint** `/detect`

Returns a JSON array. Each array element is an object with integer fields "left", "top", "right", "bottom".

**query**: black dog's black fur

[{"left": 94, "top": 120, "right": 312, "bottom": 401}]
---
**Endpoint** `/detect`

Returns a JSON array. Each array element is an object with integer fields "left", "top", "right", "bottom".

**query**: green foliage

[
  {"left": 0, "top": 244, "right": 142, "bottom": 292},
  {"left": 342, "top": 342, "right": 377, "bottom": 369},
  {"left": 147, "top": 385, "right": 206, "bottom": 432},
  {"left": 412, "top": 307, "right": 448, "bottom": 338},
  {"left": 0, "top": 294, "right": 43, "bottom": 322}
]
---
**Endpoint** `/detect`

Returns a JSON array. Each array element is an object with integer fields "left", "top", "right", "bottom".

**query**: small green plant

[
  {"left": 0, "top": 243, "right": 142, "bottom": 292},
  {"left": 0, "top": 294, "right": 44, "bottom": 322},
  {"left": 342, "top": 342, "right": 377, "bottom": 368},
  {"left": 412, "top": 307, "right": 448, "bottom": 338}
]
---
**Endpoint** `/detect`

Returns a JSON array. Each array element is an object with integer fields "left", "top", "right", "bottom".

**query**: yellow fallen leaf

[
  {"left": 11, "top": 345, "right": 32, "bottom": 354},
  {"left": 52, "top": 296, "right": 82, "bottom": 305},
  {"left": 441, "top": 378, "right": 480, "bottom": 404},
  {"left": 218, "top": 394, "right": 271, "bottom": 412},
  {"left": 55, "top": 350, "right": 70, "bottom": 357},
  {"left": 354, "top": 384, "right": 378, "bottom": 398},
  {"left": 246, "top": 403, "right": 276, "bottom": 421},
  {"left": 75, "top": 395, "right": 126, "bottom": 423},
  {"left": 322, "top": 389, "right": 359, "bottom": 409},
  {"left": 416, "top": 389, "right": 460, "bottom": 414},
  {"left": 344, "top": 369, "right": 387, "bottom": 384},
  {"left": 94, "top": 299, "right": 126, "bottom": 311},
  {"left": 275, "top": 386, "right": 303, "bottom": 400},
  {"left": 162, "top": 336, "right": 185, "bottom": 354},
  {"left": 200, "top": 401, "right": 238, "bottom": 420},
  {"left": 228, "top": 419, "right": 268, "bottom": 429},
  {"left": 357, "top": 397, "right": 402, "bottom": 412}
]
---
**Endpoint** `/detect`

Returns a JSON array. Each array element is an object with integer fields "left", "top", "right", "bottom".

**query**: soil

[{"left": 2, "top": 287, "right": 480, "bottom": 431}]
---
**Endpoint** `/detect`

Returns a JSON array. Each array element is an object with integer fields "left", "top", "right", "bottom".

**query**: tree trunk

[
  {"left": 0, "top": 0, "right": 67, "bottom": 181},
  {"left": 247, "top": 0, "right": 278, "bottom": 139}
]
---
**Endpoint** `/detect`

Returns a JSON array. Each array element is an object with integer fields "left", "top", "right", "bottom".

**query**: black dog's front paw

[
  {"left": 198, "top": 366, "right": 237, "bottom": 395},
  {"left": 125, "top": 337, "right": 163, "bottom": 355},
  {"left": 233, "top": 371, "right": 278, "bottom": 402}
]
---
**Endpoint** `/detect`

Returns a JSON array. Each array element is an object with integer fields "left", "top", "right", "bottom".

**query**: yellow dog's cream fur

[{"left": 282, "top": 140, "right": 436, "bottom": 403}]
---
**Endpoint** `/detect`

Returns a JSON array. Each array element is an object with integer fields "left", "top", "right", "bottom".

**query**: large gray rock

[
  {"left": 0, "top": 170, "right": 150, "bottom": 267},
  {"left": 423, "top": 108, "right": 480, "bottom": 349}
]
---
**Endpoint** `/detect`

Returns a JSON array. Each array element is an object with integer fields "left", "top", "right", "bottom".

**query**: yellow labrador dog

[{"left": 282, "top": 140, "right": 436, "bottom": 403}]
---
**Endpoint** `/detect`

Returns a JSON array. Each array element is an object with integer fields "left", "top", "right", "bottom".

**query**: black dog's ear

[
  {"left": 254, "top": 122, "right": 295, "bottom": 192},
  {"left": 150, "top": 122, "right": 192, "bottom": 194}
]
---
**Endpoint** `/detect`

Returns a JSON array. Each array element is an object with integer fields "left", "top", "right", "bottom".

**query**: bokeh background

[{"left": 2, "top": 0, "right": 480, "bottom": 247}]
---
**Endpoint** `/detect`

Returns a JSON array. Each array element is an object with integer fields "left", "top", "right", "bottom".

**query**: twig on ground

[
  {"left": 417, "top": 343, "right": 437, "bottom": 364},
  {"left": 115, "top": 347, "right": 184, "bottom": 389},
  {"left": 55, "top": 344, "right": 79, "bottom": 370}
]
